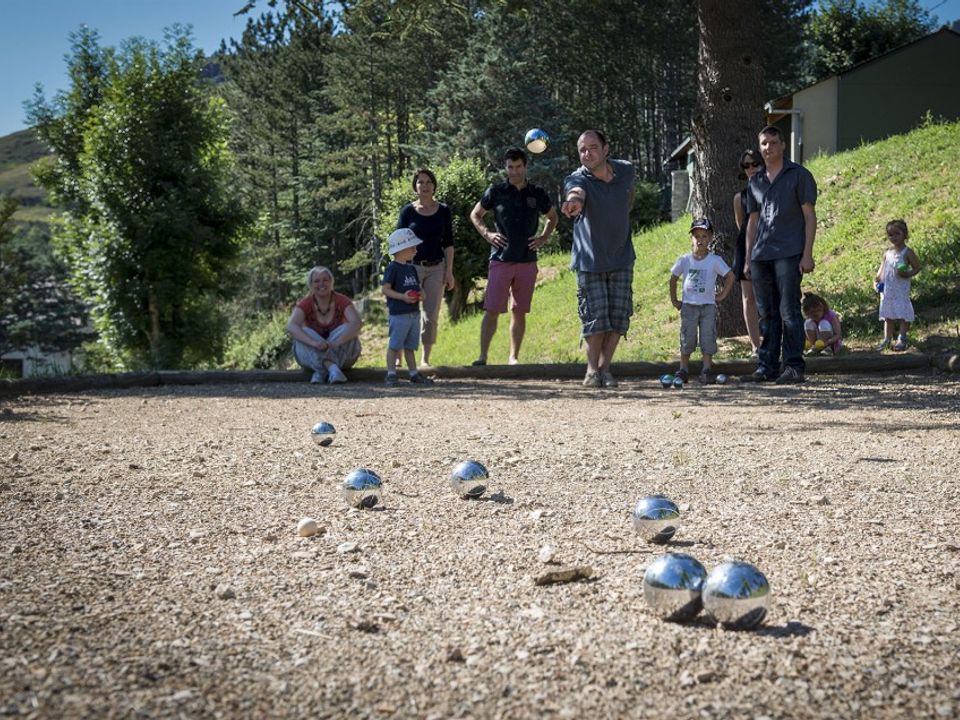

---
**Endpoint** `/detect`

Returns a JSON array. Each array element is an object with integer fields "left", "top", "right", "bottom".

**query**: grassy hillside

[
  {"left": 0, "top": 128, "right": 54, "bottom": 223},
  {"left": 356, "top": 119, "right": 960, "bottom": 368}
]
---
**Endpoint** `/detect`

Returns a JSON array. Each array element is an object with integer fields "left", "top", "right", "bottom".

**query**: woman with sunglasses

[{"left": 732, "top": 149, "right": 764, "bottom": 358}]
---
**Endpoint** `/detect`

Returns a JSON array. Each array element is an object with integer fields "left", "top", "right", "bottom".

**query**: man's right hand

[
  {"left": 561, "top": 196, "right": 583, "bottom": 219},
  {"left": 485, "top": 231, "right": 507, "bottom": 249}
]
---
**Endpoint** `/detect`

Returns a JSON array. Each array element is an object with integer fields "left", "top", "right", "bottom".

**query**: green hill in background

[
  {"left": 386, "top": 119, "right": 960, "bottom": 369},
  {"left": 0, "top": 128, "right": 53, "bottom": 224}
]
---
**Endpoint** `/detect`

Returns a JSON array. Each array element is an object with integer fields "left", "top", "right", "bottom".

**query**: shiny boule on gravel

[
  {"left": 643, "top": 553, "right": 708, "bottom": 622},
  {"left": 702, "top": 560, "right": 770, "bottom": 630},
  {"left": 342, "top": 468, "right": 383, "bottom": 509},
  {"left": 632, "top": 495, "right": 681, "bottom": 543},
  {"left": 450, "top": 460, "right": 488, "bottom": 498},
  {"left": 310, "top": 422, "right": 336, "bottom": 446}
]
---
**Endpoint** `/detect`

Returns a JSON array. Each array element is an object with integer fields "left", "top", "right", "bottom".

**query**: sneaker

[
  {"left": 877, "top": 338, "right": 891, "bottom": 351},
  {"left": 740, "top": 368, "right": 775, "bottom": 382},
  {"left": 384, "top": 373, "right": 398, "bottom": 387},
  {"left": 775, "top": 366, "right": 805, "bottom": 384},
  {"left": 699, "top": 368, "right": 717, "bottom": 384},
  {"left": 893, "top": 335, "right": 908, "bottom": 352},
  {"left": 583, "top": 370, "right": 602, "bottom": 388},
  {"left": 600, "top": 371, "right": 618, "bottom": 388},
  {"left": 310, "top": 370, "right": 324, "bottom": 384},
  {"left": 327, "top": 365, "right": 347, "bottom": 384},
  {"left": 409, "top": 373, "right": 434, "bottom": 385},
  {"left": 674, "top": 367, "right": 689, "bottom": 382},
  {"left": 470, "top": 359, "right": 487, "bottom": 366},
  {"left": 749, "top": 349, "right": 759, "bottom": 361}
]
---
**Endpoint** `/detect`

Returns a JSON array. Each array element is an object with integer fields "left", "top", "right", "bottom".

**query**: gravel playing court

[{"left": 2, "top": 372, "right": 958, "bottom": 718}]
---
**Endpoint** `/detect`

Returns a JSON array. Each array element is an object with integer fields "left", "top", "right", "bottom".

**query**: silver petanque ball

[
  {"left": 716, "top": 373, "right": 728, "bottom": 385},
  {"left": 702, "top": 561, "right": 771, "bottom": 630},
  {"left": 342, "top": 468, "right": 383, "bottom": 509},
  {"left": 632, "top": 495, "right": 681, "bottom": 543},
  {"left": 450, "top": 460, "right": 488, "bottom": 498},
  {"left": 310, "top": 422, "right": 336, "bottom": 446},
  {"left": 643, "top": 553, "right": 708, "bottom": 622}
]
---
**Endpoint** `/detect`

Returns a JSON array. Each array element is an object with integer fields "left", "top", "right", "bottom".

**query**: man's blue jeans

[{"left": 750, "top": 255, "right": 804, "bottom": 376}]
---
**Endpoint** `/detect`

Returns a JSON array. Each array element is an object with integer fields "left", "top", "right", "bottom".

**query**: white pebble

[{"left": 297, "top": 517, "right": 319, "bottom": 537}]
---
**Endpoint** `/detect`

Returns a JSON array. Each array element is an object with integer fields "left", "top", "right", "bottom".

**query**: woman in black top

[
  {"left": 396, "top": 167, "right": 455, "bottom": 368},
  {"left": 732, "top": 149, "right": 763, "bottom": 358}
]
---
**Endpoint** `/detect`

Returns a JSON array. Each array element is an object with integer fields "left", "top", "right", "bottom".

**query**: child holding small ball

[
  {"left": 875, "top": 219, "right": 921, "bottom": 351},
  {"left": 801, "top": 293, "right": 842, "bottom": 356},
  {"left": 382, "top": 229, "right": 433, "bottom": 386}
]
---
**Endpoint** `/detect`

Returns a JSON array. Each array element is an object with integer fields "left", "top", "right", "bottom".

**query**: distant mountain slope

[{"left": 0, "top": 128, "right": 53, "bottom": 223}]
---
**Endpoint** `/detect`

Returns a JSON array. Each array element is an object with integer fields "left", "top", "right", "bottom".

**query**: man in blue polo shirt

[
  {"left": 469, "top": 147, "right": 558, "bottom": 366},
  {"left": 561, "top": 130, "right": 636, "bottom": 388},
  {"left": 743, "top": 124, "right": 818, "bottom": 384}
]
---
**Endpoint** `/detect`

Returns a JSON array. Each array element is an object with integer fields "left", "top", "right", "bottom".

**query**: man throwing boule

[{"left": 561, "top": 130, "right": 636, "bottom": 388}]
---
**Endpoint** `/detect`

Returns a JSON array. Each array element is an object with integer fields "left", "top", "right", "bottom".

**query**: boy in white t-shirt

[{"left": 669, "top": 218, "right": 734, "bottom": 384}]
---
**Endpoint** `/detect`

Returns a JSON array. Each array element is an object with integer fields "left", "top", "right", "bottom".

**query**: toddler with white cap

[{"left": 382, "top": 229, "right": 433, "bottom": 386}]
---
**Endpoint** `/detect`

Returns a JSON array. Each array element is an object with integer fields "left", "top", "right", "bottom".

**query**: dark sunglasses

[{"left": 741, "top": 161, "right": 762, "bottom": 169}]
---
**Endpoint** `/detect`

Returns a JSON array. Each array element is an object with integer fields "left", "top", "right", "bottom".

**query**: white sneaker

[
  {"left": 310, "top": 370, "right": 324, "bottom": 384},
  {"left": 327, "top": 365, "right": 347, "bottom": 384}
]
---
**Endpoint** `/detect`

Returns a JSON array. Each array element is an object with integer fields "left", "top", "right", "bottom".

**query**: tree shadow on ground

[{"left": 3, "top": 371, "right": 959, "bottom": 434}]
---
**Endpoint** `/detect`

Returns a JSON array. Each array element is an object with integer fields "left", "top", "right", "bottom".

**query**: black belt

[{"left": 415, "top": 259, "right": 444, "bottom": 267}]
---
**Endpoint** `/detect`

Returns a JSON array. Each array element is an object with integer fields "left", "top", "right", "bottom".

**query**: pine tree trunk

[{"left": 691, "top": 0, "right": 766, "bottom": 338}]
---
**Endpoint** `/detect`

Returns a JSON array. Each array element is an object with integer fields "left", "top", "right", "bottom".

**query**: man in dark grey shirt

[
  {"left": 743, "top": 125, "right": 817, "bottom": 384},
  {"left": 561, "top": 130, "right": 636, "bottom": 389}
]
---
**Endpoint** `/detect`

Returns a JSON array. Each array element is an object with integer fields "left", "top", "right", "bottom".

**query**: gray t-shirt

[
  {"left": 745, "top": 159, "right": 817, "bottom": 261},
  {"left": 563, "top": 159, "right": 636, "bottom": 272}
]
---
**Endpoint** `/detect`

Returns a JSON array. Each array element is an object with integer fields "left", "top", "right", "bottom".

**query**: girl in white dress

[{"left": 874, "top": 219, "right": 921, "bottom": 351}]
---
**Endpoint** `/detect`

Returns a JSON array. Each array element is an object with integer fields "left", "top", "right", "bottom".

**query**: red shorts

[{"left": 484, "top": 260, "right": 538, "bottom": 314}]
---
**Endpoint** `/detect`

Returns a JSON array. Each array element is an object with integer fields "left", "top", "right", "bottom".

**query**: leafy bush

[{"left": 223, "top": 310, "right": 292, "bottom": 369}]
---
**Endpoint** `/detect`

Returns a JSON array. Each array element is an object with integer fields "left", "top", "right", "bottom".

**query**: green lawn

[{"left": 357, "top": 119, "right": 960, "bottom": 368}]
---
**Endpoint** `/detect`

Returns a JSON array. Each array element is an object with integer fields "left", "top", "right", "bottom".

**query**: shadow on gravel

[
  {"left": 0, "top": 406, "right": 69, "bottom": 425},
  {"left": 754, "top": 620, "right": 816, "bottom": 638},
  {"left": 7, "top": 371, "right": 959, "bottom": 430},
  {"left": 683, "top": 618, "right": 815, "bottom": 638}
]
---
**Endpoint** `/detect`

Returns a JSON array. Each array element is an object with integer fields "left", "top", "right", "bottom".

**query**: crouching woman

[{"left": 287, "top": 266, "right": 362, "bottom": 383}]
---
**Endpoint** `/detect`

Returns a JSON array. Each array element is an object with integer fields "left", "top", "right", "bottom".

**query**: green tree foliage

[
  {"left": 0, "top": 198, "right": 89, "bottom": 356},
  {"left": 220, "top": 0, "right": 810, "bottom": 351},
  {"left": 28, "top": 27, "right": 249, "bottom": 369},
  {"left": 805, "top": 0, "right": 936, "bottom": 81},
  {"left": 221, "top": 8, "right": 335, "bottom": 310}
]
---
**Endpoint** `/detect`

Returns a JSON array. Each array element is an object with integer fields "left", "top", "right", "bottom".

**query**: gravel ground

[{"left": 2, "top": 372, "right": 959, "bottom": 719}]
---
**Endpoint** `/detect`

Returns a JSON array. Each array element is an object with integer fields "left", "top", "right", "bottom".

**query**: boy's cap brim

[{"left": 387, "top": 228, "right": 423, "bottom": 254}]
